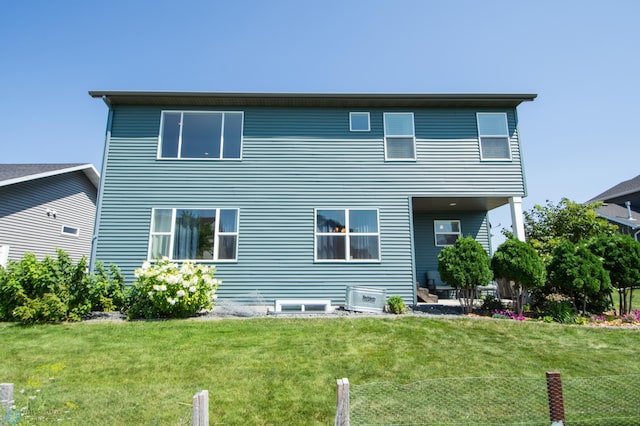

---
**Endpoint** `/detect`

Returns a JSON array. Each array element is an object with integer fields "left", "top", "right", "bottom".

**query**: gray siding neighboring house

[
  {"left": 587, "top": 174, "right": 640, "bottom": 240},
  {"left": 0, "top": 164, "right": 99, "bottom": 266},
  {"left": 89, "top": 91, "right": 536, "bottom": 305}
]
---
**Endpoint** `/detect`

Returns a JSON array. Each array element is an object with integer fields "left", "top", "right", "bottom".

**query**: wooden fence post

[
  {"left": 335, "top": 378, "right": 350, "bottom": 426},
  {"left": 546, "top": 372, "right": 565, "bottom": 425},
  {"left": 192, "top": 390, "right": 209, "bottom": 426},
  {"left": 1, "top": 383, "right": 13, "bottom": 410}
]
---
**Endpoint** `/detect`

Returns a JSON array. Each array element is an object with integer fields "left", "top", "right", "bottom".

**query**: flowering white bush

[{"left": 126, "top": 258, "right": 220, "bottom": 319}]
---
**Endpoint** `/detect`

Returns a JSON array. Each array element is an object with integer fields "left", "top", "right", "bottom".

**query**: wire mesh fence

[{"left": 344, "top": 374, "right": 640, "bottom": 425}]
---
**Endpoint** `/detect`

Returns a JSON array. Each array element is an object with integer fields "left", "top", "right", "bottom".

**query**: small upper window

[
  {"left": 349, "top": 112, "right": 370, "bottom": 132},
  {"left": 384, "top": 113, "right": 416, "bottom": 160},
  {"left": 434, "top": 220, "right": 460, "bottom": 246},
  {"left": 61, "top": 226, "right": 79, "bottom": 237},
  {"left": 159, "top": 111, "right": 243, "bottom": 159},
  {"left": 476, "top": 113, "right": 511, "bottom": 160}
]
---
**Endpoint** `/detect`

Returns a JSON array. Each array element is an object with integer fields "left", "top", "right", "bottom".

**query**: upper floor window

[
  {"left": 315, "top": 208, "right": 380, "bottom": 262},
  {"left": 384, "top": 113, "right": 416, "bottom": 160},
  {"left": 476, "top": 113, "right": 511, "bottom": 160},
  {"left": 148, "top": 208, "right": 239, "bottom": 261},
  {"left": 349, "top": 112, "right": 370, "bottom": 132},
  {"left": 434, "top": 220, "right": 461, "bottom": 246},
  {"left": 159, "top": 111, "right": 243, "bottom": 159}
]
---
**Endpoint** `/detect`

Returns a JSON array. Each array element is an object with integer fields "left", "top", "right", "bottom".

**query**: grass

[{"left": 1, "top": 317, "right": 639, "bottom": 425}]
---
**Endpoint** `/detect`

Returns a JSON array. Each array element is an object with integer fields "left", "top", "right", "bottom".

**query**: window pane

[
  {"left": 386, "top": 137, "right": 415, "bottom": 159},
  {"left": 478, "top": 113, "right": 508, "bottom": 135},
  {"left": 316, "top": 210, "right": 346, "bottom": 233},
  {"left": 350, "top": 236, "right": 379, "bottom": 260},
  {"left": 436, "top": 234, "right": 459, "bottom": 246},
  {"left": 385, "top": 113, "right": 413, "bottom": 136},
  {"left": 435, "top": 221, "right": 459, "bottom": 233},
  {"left": 173, "top": 209, "right": 216, "bottom": 260},
  {"left": 218, "top": 235, "right": 237, "bottom": 260},
  {"left": 349, "top": 210, "right": 378, "bottom": 233},
  {"left": 152, "top": 209, "right": 173, "bottom": 232},
  {"left": 160, "top": 112, "right": 181, "bottom": 158},
  {"left": 481, "top": 137, "right": 510, "bottom": 159},
  {"left": 350, "top": 113, "right": 370, "bottom": 131},
  {"left": 317, "top": 235, "right": 346, "bottom": 259},
  {"left": 219, "top": 209, "right": 238, "bottom": 232},
  {"left": 222, "top": 113, "right": 243, "bottom": 158},
  {"left": 181, "top": 113, "right": 222, "bottom": 158},
  {"left": 150, "top": 235, "right": 170, "bottom": 259}
]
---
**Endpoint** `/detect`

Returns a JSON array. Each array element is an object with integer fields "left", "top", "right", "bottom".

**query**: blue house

[{"left": 89, "top": 91, "right": 535, "bottom": 305}]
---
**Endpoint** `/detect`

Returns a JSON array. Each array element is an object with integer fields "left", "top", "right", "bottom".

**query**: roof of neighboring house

[
  {"left": 0, "top": 163, "right": 100, "bottom": 189},
  {"left": 587, "top": 174, "right": 640, "bottom": 203},
  {"left": 89, "top": 91, "right": 537, "bottom": 109},
  {"left": 593, "top": 203, "right": 640, "bottom": 229}
]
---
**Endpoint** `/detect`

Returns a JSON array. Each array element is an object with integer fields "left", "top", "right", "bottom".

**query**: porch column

[{"left": 509, "top": 196, "right": 526, "bottom": 241}]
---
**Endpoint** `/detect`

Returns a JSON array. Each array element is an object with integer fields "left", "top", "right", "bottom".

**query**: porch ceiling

[{"left": 412, "top": 196, "right": 509, "bottom": 211}]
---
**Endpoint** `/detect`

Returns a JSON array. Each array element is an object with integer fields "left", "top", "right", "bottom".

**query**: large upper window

[
  {"left": 315, "top": 209, "right": 380, "bottom": 261},
  {"left": 148, "top": 208, "right": 239, "bottom": 261},
  {"left": 476, "top": 113, "right": 511, "bottom": 160},
  {"left": 383, "top": 113, "right": 416, "bottom": 160},
  {"left": 159, "top": 111, "right": 243, "bottom": 159},
  {"left": 434, "top": 220, "right": 461, "bottom": 246}
]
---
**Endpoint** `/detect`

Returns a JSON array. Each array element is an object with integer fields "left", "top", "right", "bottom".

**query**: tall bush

[
  {"left": 492, "top": 238, "right": 545, "bottom": 314},
  {"left": 438, "top": 236, "right": 492, "bottom": 313},
  {"left": 126, "top": 258, "right": 220, "bottom": 319}
]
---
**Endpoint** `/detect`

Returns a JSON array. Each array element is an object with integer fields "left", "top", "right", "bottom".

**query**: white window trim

[
  {"left": 349, "top": 112, "right": 371, "bottom": 132},
  {"left": 60, "top": 225, "right": 80, "bottom": 237},
  {"left": 383, "top": 112, "right": 416, "bottom": 161},
  {"left": 314, "top": 208, "right": 381, "bottom": 263},
  {"left": 476, "top": 112, "right": 512, "bottom": 161},
  {"left": 434, "top": 220, "right": 461, "bottom": 247},
  {"left": 147, "top": 207, "right": 239, "bottom": 262},
  {"left": 157, "top": 110, "right": 244, "bottom": 160}
]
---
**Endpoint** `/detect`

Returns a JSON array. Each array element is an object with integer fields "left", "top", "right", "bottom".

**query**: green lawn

[{"left": 1, "top": 317, "right": 639, "bottom": 425}]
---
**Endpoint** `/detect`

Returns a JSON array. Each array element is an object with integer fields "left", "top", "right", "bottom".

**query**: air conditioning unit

[{"left": 345, "top": 286, "right": 386, "bottom": 313}]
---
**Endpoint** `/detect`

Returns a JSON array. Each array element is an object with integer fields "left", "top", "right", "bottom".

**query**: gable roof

[
  {"left": 587, "top": 174, "right": 640, "bottom": 203},
  {"left": 0, "top": 163, "right": 100, "bottom": 189},
  {"left": 89, "top": 91, "right": 537, "bottom": 109}
]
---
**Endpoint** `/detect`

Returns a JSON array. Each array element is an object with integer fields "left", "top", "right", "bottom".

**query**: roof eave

[{"left": 0, "top": 164, "right": 100, "bottom": 189}]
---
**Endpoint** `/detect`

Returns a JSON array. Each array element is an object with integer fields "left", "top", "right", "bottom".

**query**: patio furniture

[{"left": 426, "top": 270, "right": 456, "bottom": 299}]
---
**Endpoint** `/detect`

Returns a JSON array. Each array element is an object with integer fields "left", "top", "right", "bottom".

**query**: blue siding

[{"left": 96, "top": 104, "right": 524, "bottom": 304}]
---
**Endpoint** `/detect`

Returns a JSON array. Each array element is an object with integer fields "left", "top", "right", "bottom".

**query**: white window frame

[
  {"left": 434, "top": 220, "right": 461, "bottom": 247},
  {"left": 158, "top": 111, "right": 244, "bottom": 160},
  {"left": 61, "top": 225, "right": 80, "bottom": 237},
  {"left": 147, "top": 207, "right": 239, "bottom": 262},
  {"left": 349, "top": 112, "right": 371, "bottom": 132},
  {"left": 383, "top": 112, "right": 416, "bottom": 161},
  {"left": 314, "top": 208, "right": 381, "bottom": 262},
  {"left": 476, "top": 112, "right": 512, "bottom": 161}
]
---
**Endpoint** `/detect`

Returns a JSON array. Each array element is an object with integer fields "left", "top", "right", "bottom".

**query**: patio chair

[{"left": 425, "top": 270, "right": 456, "bottom": 299}]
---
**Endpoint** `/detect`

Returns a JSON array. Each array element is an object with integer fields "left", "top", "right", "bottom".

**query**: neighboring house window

[
  {"left": 349, "top": 112, "right": 370, "bottom": 132},
  {"left": 61, "top": 226, "right": 80, "bottom": 237},
  {"left": 315, "top": 209, "right": 380, "bottom": 261},
  {"left": 148, "top": 208, "right": 239, "bottom": 261},
  {"left": 476, "top": 113, "right": 511, "bottom": 160},
  {"left": 159, "top": 111, "right": 243, "bottom": 159},
  {"left": 434, "top": 220, "right": 461, "bottom": 246},
  {"left": 383, "top": 113, "right": 416, "bottom": 160}
]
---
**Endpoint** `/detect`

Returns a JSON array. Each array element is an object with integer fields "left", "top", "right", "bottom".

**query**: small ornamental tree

[
  {"left": 438, "top": 236, "right": 492, "bottom": 313},
  {"left": 586, "top": 233, "right": 640, "bottom": 314},
  {"left": 492, "top": 237, "right": 546, "bottom": 315},
  {"left": 547, "top": 240, "right": 611, "bottom": 315}
]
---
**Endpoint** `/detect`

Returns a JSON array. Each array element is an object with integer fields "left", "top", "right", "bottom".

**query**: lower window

[
  {"left": 315, "top": 209, "right": 380, "bottom": 261},
  {"left": 148, "top": 208, "right": 239, "bottom": 261}
]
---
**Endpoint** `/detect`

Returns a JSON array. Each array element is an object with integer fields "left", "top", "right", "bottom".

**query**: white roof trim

[{"left": 0, "top": 164, "right": 100, "bottom": 189}]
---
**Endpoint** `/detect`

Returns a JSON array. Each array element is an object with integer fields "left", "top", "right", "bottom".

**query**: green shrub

[
  {"left": 542, "top": 294, "right": 576, "bottom": 323},
  {"left": 480, "top": 295, "right": 505, "bottom": 312},
  {"left": 386, "top": 295, "right": 407, "bottom": 314},
  {"left": 126, "top": 258, "right": 220, "bottom": 319}
]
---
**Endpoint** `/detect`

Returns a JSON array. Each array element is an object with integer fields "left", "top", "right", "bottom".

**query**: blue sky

[{"left": 1, "top": 0, "right": 638, "bottom": 247}]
